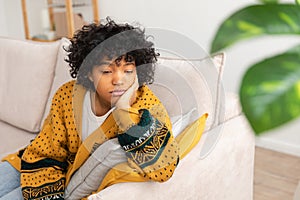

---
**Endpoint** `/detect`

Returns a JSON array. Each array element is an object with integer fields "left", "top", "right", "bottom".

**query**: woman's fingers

[{"left": 116, "top": 75, "right": 138, "bottom": 109}]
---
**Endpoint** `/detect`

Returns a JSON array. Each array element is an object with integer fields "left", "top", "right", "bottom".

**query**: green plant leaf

[
  {"left": 259, "top": 0, "right": 279, "bottom": 4},
  {"left": 240, "top": 45, "right": 300, "bottom": 134},
  {"left": 210, "top": 4, "right": 300, "bottom": 53},
  {"left": 296, "top": 0, "right": 300, "bottom": 6}
]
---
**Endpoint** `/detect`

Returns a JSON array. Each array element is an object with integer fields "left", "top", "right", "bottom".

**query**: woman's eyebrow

[{"left": 124, "top": 61, "right": 135, "bottom": 66}]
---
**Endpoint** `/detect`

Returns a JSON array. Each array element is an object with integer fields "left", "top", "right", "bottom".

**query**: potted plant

[{"left": 210, "top": 0, "right": 300, "bottom": 135}]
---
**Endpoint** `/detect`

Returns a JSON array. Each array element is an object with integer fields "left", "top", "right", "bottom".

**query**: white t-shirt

[{"left": 81, "top": 91, "right": 114, "bottom": 141}]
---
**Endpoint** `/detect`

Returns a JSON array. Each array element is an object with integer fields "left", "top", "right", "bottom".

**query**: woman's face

[{"left": 88, "top": 56, "right": 136, "bottom": 112}]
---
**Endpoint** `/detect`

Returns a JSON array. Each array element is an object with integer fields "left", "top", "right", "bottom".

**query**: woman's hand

[{"left": 115, "top": 75, "right": 139, "bottom": 109}]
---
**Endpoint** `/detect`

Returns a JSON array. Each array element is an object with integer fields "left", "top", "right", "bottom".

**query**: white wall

[
  {"left": 0, "top": 1, "right": 8, "bottom": 36},
  {"left": 0, "top": 0, "right": 24, "bottom": 39},
  {"left": 0, "top": 0, "right": 299, "bottom": 156}
]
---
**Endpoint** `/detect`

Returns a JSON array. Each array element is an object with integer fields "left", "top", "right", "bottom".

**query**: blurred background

[{"left": 1, "top": 1, "right": 300, "bottom": 199}]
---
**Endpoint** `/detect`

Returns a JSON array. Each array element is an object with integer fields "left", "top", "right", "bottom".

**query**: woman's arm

[
  {"left": 114, "top": 78, "right": 179, "bottom": 182},
  {"left": 20, "top": 81, "right": 79, "bottom": 200},
  {"left": 117, "top": 108, "right": 179, "bottom": 182}
]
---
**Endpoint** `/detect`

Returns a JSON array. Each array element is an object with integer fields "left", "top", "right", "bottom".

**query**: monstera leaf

[
  {"left": 211, "top": 4, "right": 300, "bottom": 53},
  {"left": 210, "top": 3, "right": 300, "bottom": 134},
  {"left": 240, "top": 45, "right": 300, "bottom": 134}
]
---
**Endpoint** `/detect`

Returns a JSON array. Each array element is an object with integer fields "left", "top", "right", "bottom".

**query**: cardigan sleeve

[
  {"left": 115, "top": 104, "right": 179, "bottom": 183},
  {"left": 20, "top": 81, "right": 79, "bottom": 200}
]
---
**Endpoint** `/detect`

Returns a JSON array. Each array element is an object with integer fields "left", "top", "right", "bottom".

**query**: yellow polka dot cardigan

[{"left": 3, "top": 80, "right": 179, "bottom": 200}]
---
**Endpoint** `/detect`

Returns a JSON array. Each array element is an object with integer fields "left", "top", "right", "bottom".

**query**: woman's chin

[{"left": 110, "top": 97, "right": 120, "bottom": 106}]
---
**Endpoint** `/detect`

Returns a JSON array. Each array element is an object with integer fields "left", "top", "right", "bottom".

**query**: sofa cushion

[
  {"left": 41, "top": 37, "right": 73, "bottom": 125},
  {"left": 0, "top": 120, "right": 36, "bottom": 158},
  {"left": 0, "top": 38, "right": 60, "bottom": 132},
  {"left": 150, "top": 53, "right": 225, "bottom": 132}
]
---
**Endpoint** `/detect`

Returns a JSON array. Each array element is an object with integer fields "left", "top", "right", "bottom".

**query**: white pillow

[
  {"left": 150, "top": 53, "right": 225, "bottom": 132},
  {"left": 171, "top": 107, "right": 196, "bottom": 137},
  {"left": 65, "top": 138, "right": 127, "bottom": 200},
  {"left": 0, "top": 37, "right": 60, "bottom": 132}
]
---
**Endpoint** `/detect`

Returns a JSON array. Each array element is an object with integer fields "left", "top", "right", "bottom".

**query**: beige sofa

[{"left": 0, "top": 37, "right": 255, "bottom": 200}]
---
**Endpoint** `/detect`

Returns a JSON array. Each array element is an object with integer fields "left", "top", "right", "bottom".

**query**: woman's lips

[{"left": 111, "top": 90, "right": 126, "bottom": 97}]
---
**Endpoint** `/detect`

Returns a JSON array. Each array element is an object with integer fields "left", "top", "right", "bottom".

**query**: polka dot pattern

[
  {"left": 142, "top": 138, "right": 179, "bottom": 182},
  {"left": 133, "top": 86, "right": 171, "bottom": 129},
  {"left": 20, "top": 81, "right": 79, "bottom": 194}
]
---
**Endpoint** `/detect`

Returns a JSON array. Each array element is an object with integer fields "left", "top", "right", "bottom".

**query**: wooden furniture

[{"left": 21, "top": 0, "right": 99, "bottom": 40}]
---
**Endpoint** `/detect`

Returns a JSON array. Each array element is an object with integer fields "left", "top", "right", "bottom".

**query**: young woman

[{"left": 0, "top": 18, "right": 179, "bottom": 200}]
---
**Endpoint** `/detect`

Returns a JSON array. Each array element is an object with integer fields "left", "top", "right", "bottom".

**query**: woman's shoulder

[
  {"left": 51, "top": 80, "right": 77, "bottom": 101},
  {"left": 58, "top": 80, "right": 76, "bottom": 91},
  {"left": 54, "top": 80, "right": 76, "bottom": 94},
  {"left": 138, "top": 84, "right": 157, "bottom": 97}
]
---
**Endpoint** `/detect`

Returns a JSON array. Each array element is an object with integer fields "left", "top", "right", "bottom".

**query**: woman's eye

[
  {"left": 101, "top": 70, "right": 112, "bottom": 74},
  {"left": 125, "top": 70, "right": 133, "bottom": 74}
]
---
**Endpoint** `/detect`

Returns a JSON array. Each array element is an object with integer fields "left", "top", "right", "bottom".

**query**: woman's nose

[{"left": 112, "top": 71, "right": 124, "bottom": 85}]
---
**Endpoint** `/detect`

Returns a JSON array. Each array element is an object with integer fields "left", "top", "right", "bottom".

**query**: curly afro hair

[{"left": 65, "top": 18, "right": 159, "bottom": 90}]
